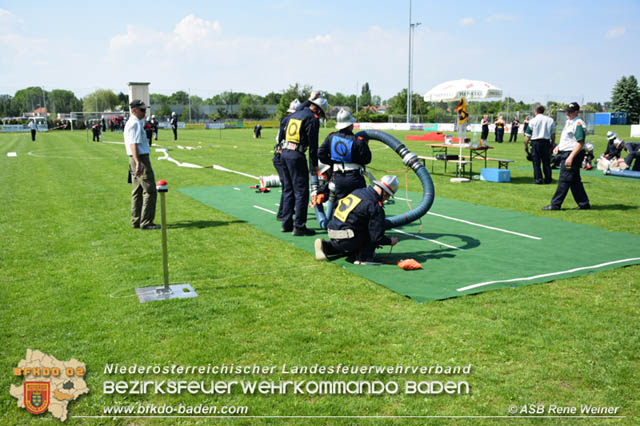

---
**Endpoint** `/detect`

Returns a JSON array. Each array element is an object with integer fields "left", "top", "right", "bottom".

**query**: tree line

[{"left": 2, "top": 76, "right": 638, "bottom": 123}]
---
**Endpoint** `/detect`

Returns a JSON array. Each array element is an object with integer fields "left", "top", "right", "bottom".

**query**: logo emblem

[{"left": 24, "top": 382, "right": 50, "bottom": 415}]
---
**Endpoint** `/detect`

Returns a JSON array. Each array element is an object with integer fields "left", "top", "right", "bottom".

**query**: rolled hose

[{"left": 355, "top": 129, "right": 435, "bottom": 229}]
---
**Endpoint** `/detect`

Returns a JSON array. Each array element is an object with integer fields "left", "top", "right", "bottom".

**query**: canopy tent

[{"left": 424, "top": 79, "right": 503, "bottom": 182}]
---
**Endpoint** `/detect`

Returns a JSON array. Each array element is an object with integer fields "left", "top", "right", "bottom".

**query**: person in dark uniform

[
  {"left": 151, "top": 115, "right": 159, "bottom": 140},
  {"left": 273, "top": 99, "right": 300, "bottom": 221},
  {"left": 318, "top": 108, "right": 371, "bottom": 201},
  {"left": 582, "top": 142, "right": 594, "bottom": 170},
  {"left": 480, "top": 114, "right": 489, "bottom": 146},
  {"left": 494, "top": 115, "right": 505, "bottom": 143},
  {"left": 144, "top": 119, "right": 154, "bottom": 146},
  {"left": 314, "top": 175, "right": 399, "bottom": 264},
  {"left": 101, "top": 116, "right": 107, "bottom": 132},
  {"left": 280, "top": 93, "right": 328, "bottom": 236},
  {"left": 92, "top": 122, "right": 102, "bottom": 141},
  {"left": 253, "top": 124, "right": 262, "bottom": 138},
  {"left": 543, "top": 102, "right": 590, "bottom": 210},
  {"left": 170, "top": 112, "right": 178, "bottom": 141},
  {"left": 621, "top": 140, "right": 640, "bottom": 171},
  {"left": 524, "top": 105, "right": 556, "bottom": 184},
  {"left": 509, "top": 116, "right": 520, "bottom": 142},
  {"left": 602, "top": 131, "right": 621, "bottom": 160}
]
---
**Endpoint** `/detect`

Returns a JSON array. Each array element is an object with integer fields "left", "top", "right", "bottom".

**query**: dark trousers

[
  {"left": 272, "top": 152, "right": 287, "bottom": 220},
  {"left": 531, "top": 139, "right": 552, "bottom": 184},
  {"left": 550, "top": 151, "right": 590, "bottom": 208},
  {"left": 509, "top": 129, "right": 518, "bottom": 142},
  {"left": 495, "top": 128, "right": 504, "bottom": 143},
  {"left": 92, "top": 131, "right": 100, "bottom": 141},
  {"left": 326, "top": 231, "right": 377, "bottom": 261},
  {"left": 625, "top": 152, "right": 640, "bottom": 171},
  {"left": 333, "top": 172, "right": 366, "bottom": 201},
  {"left": 172, "top": 127, "right": 178, "bottom": 140},
  {"left": 30, "top": 130, "right": 36, "bottom": 141},
  {"left": 281, "top": 150, "right": 309, "bottom": 229},
  {"left": 153, "top": 130, "right": 158, "bottom": 140}
]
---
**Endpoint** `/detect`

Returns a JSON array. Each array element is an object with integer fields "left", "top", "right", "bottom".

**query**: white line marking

[
  {"left": 7, "top": 152, "right": 17, "bottom": 157},
  {"left": 212, "top": 164, "right": 259, "bottom": 179},
  {"left": 457, "top": 257, "right": 640, "bottom": 292},
  {"left": 233, "top": 187, "right": 241, "bottom": 191},
  {"left": 427, "top": 211, "right": 541, "bottom": 240},
  {"left": 393, "top": 229, "right": 463, "bottom": 250},
  {"left": 253, "top": 205, "right": 277, "bottom": 215}
]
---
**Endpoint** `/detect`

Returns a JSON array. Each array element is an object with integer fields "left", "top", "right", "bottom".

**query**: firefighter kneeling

[{"left": 314, "top": 175, "right": 399, "bottom": 265}]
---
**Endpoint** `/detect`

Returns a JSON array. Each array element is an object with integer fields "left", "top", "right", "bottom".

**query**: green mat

[{"left": 179, "top": 185, "right": 640, "bottom": 302}]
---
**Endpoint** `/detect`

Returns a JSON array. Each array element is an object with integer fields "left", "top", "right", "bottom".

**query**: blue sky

[{"left": 1, "top": 0, "right": 638, "bottom": 103}]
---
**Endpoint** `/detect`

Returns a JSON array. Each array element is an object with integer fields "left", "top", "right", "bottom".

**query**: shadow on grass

[
  {"left": 588, "top": 204, "right": 639, "bottom": 211},
  {"left": 329, "top": 232, "right": 481, "bottom": 263},
  {"left": 167, "top": 219, "right": 246, "bottom": 229}
]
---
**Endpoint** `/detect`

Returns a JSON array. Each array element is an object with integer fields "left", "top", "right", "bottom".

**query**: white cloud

[
  {"left": 486, "top": 14, "right": 516, "bottom": 22},
  {"left": 170, "top": 14, "right": 221, "bottom": 46},
  {"left": 605, "top": 26, "right": 626, "bottom": 39},
  {"left": 306, "top": 34, "right": 332, "bottom": 44},
  {"left": 0, "top": 8, "right": 24, "bottom": 34},
  {"left": 459, "top": 17, "right": 474, "bottom": 26}
]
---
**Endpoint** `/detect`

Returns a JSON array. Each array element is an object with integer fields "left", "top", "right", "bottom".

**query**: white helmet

[
  {"left": 171, "top": 111, "right": 176, "bottom": 116},
  {"left": 614, "top": 138, "right": 624, "bottom": 148},
  {"left": 585, "top": 142, "right": 594, "bottom": 152},
  {"left": 310, "top": 96, "right": 329, "bottom": 117},
  {"left": 287, "top": 99, "right": 300, "bottom": 113},
  {"left": 335, "top": 108, "right": 356, "bottom": 130},
  {"left": 374, "top": 175, "right": 399, "bottom": 197},
  {"left": 606, "top": 131, "right": 616, "bottom": 141},
  {"left": 151, "top": 115, "right": 156, "bottom": 119}
]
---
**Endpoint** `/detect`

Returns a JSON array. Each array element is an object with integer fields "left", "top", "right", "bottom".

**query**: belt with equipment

[
  {"left": 333, "top": 163, "right": 364, "bottom": 174},
  {"left": 328, "top": 229, "right": 355, "bottom": 239},
  {"left": 283, "top": 142, "right": 307, "bottom": 153}
]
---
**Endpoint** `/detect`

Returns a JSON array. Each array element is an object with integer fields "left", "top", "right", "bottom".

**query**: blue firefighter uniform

[
  {"left": 322, "top": 186, "right": 392, "bottom": 261},
  {"left": 280, "top": 101, "right": 320, "bottom": 233},
  {"left": 623, "top": 142, "right": 640, "bottom": 171},
  {"left": 318, "top": 129, "right": 372, "bottom": 201},
  {"left": 273, "top": 112, "right": 294, "bottom": 220}
]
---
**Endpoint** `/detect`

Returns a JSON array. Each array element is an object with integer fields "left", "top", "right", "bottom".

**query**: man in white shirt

[
  {"left": 542, "top": 102, "right": 590, "bottom": 210},
  {"left": 125, "top": 100, "right": 160, "bottom": 229},
  {"left": 524, "top": 105, "right": 556, "bottom": 184}
]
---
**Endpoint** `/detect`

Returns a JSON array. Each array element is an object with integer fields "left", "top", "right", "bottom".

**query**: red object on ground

[
  {"left": 405, "top": 132, "right": 462, "bottom": 142},
  {"left": 397, "top": 259, "right": 422, "bottom": 270}
]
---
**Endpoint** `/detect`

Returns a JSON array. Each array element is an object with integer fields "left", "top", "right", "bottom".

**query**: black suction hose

[{"left": 355, "top": 129, "right": 435, "bottom": 229}]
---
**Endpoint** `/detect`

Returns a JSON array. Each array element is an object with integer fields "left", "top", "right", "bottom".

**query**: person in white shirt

[
  {"left": 125, "top": 100, "right": 160, "bottom": 229},
  {"left": 542, "top": 102, "right": 590, "bottom": 210},
  {"left": 27, "top": 119, "right": 37, "bottom": 142},
  {"left": 524, "top": 105, "right": 556, "bottom": 184}
]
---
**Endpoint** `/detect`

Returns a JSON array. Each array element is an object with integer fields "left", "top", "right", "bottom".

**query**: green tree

[
  {"left": 13, "top": 87, "right": 47, "bottom": 114},
  {"left": 611, "top": 75, "right": 640, "bottom": 123},
  {"left": 150, "top": 93, "right": 169, "bottom": 105},
  {"left": 277, "top": 83, "right": 313, "bottom": 117},
  {"left": 169, "top": 91, "right": 189, "bottom": 105},
  {"left": 156, "top": 102, "right": 171, "bottom": 117},
  {"left": 387, "top": 89, "right": 428, "bottom": 118},
  {"left": 82, "top": 89, "right": 119, "bottom": 112},
  {"left": 360, "top": 82, "right": 372, "bottom": 107},
  {"left": 48, "top": 89, "right": 82, "bottom": 114},
  {"left": 263, "top": 92, "right": 282, "bottom": 105},
  {"left": 239, "top": 95, "right": 268, "bottom": 119}
]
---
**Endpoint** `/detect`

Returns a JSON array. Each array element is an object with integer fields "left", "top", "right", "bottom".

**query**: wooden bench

[
  {"left": 460, "top": 156, "right": 514, "bottom": 169},
  {"left": 418, "top": 155, "right": 472, "bottom": 176}
]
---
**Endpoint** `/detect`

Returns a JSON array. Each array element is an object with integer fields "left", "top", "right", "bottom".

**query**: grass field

[{"left": 1, "top": 124, "right": 638, "bottom": 425}]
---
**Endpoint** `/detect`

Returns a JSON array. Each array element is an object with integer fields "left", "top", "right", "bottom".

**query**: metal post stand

[{"left": 135, "top": 179, "right": 198, "bottom": 303}]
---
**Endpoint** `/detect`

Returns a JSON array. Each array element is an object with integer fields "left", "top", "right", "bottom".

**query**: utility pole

[
  {"left": 356, "top": 80, "right": 359, "bottom": 113},
  {"left": 407, "top": 0, "right": 412, "bottom": 123},
  {"left": 188, "top": 88, "right": 192, "bottom": 123}
]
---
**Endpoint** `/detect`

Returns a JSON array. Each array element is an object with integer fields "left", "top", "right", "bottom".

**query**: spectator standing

[
  {"left": 524, "top": 105, "right": 556, "bottom": 184},
  {"left": 542, "top": 102, "right": 590, "bottom": 210},
  {"left": 509, "top": 116, "right": 520, "bottom": 142}
]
